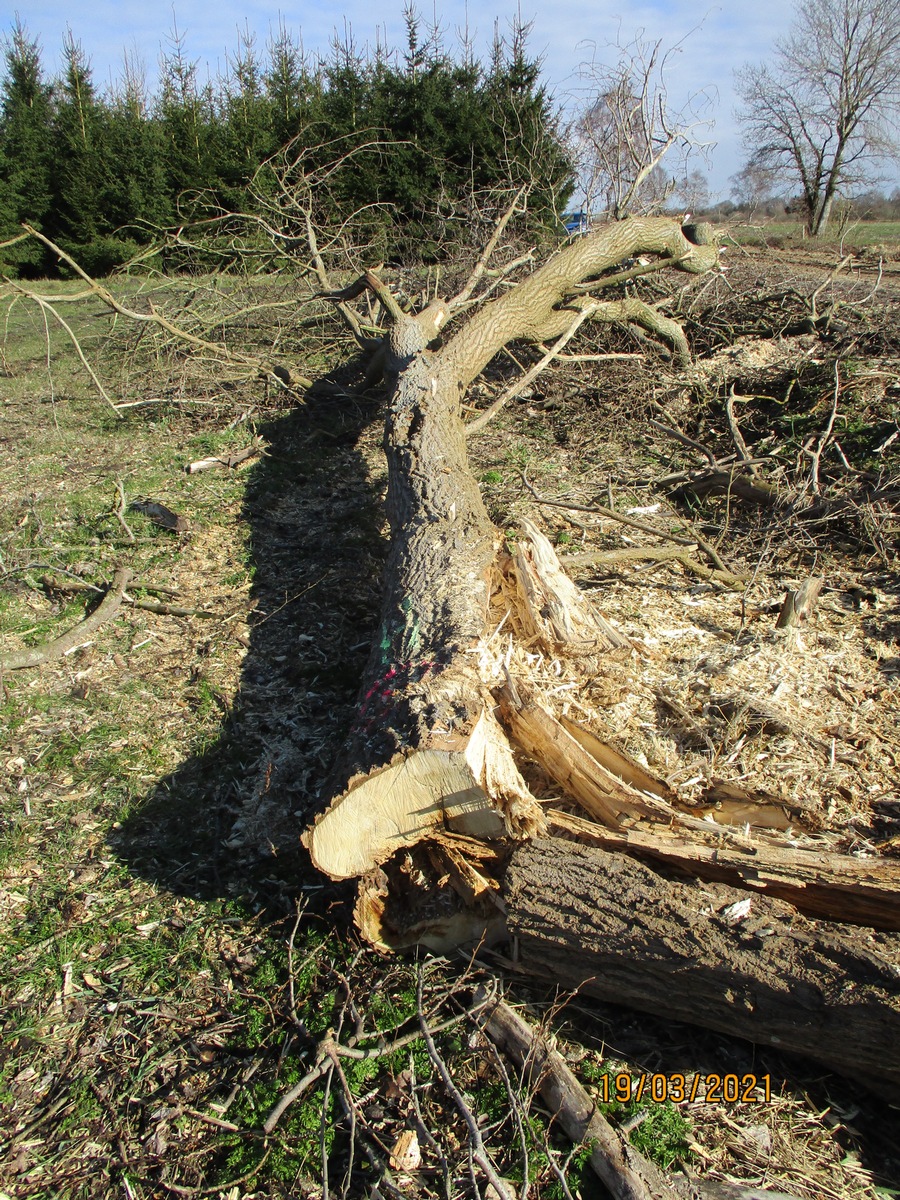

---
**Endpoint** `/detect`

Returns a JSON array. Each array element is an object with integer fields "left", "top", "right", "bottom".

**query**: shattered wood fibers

[{"left": 476, "top": 523, "right": 898, "bottom": 851}]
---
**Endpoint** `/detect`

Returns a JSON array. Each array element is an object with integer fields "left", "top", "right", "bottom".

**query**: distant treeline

[{"left": 0, "top": 13, "right": 573, "bottom": 277}]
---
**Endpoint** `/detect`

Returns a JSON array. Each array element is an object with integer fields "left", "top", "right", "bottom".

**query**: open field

[
  {"left": 1, "top": 238, "right": 900, "bottom": 1198},
  {"left": 726, "top": 219, "right": 900, "bottom": 250}
]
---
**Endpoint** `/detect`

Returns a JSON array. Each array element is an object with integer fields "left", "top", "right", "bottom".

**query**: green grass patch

[{"left": 727, "top": 218, "right": 900, "bottom": 248}]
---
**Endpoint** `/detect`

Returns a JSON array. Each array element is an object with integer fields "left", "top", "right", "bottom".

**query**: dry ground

[{"left": 1, "top": 240, "right": 899, "bottom": 1198}]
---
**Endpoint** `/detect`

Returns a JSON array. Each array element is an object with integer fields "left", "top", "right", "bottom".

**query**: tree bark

[
  {"left": 305, "top": 320, "right": 546, "bottom": 879},
  {"left": 503, "top": 839, "right": 900, "bottom": 1095},
  {"left": 546, "top": 808, "right": 900, "bottom": 931},
  {"left": 306, "top": 218, "right": 717, "bottom": 880}
]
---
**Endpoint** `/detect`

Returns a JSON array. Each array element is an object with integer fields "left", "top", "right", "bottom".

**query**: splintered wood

[{"left": 306, "top": 512, "right": 900, "bottom": 1088}]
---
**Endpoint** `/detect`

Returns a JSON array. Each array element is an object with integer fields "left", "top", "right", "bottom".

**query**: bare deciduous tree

[
  {"left": 573, "top": 30, "right": 715, "bottom": 220},
  {"left": 736, "top": 0, "right": 900, "bottom": 235}
]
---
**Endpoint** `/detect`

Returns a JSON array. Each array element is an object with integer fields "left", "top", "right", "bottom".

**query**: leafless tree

[
  {"left": 573, "top": 30, "right": 715, "bottom": 220},
  {"left": 735, "top": 0, "right": 900, "bottom": 235},
  {"left": 729, "top": 161, "right": 783, "bottom": 215}
]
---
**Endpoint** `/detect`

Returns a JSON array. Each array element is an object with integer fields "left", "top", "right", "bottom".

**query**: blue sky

[{"left": 4, "top": 1, "right": 798, "bottom": 197}]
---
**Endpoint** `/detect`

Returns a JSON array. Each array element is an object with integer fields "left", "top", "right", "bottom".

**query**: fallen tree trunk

[
  {"left": 307, "top": 218, "right": 718, "bottom": 879},
  {"left": 547, "top": 808, "right": 900, "bottom": 931},
  {"left": 303, "top": 216, "right": 900, "bottom": 1098},
  {"left": 503, "top": 839, "right": 900, "bottom": 1095}
]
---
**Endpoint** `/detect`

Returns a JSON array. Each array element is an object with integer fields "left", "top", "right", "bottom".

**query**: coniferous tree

[
  {"left": 157, "top": 23, "right": 219, "bottom": 215},
  {"left": 0, "top": 13, "right": 573, "bottom": 275},
  {"left": 218, "top": 26, "right": 274, "bottom": 204},
  {"left": 103, "top": 50, "right": 171, "bottom": 235},
  {"left": 265, "top": 20, "right": 321, "bottom": 148},
  {"left": 0, "top": 19, "right": 54, "bottom": 275},
  {"left": 483, "top": 17, "right": 574, "bottom": 232},
  {"left": 50, "top": 31, "right": 115, "bottom": 270}
]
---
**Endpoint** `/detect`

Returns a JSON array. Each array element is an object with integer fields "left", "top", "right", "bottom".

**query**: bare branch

[
  {"left": 449, "top": 186, "right": 527, "bottom": 310},
  {"left": 1, "top": 568, "right": 131, "bottom": 672},
  {"left": 19, "top": 225, "right": 314, "bottom": 391},
  {"left": 466, "top": 303, "right": 598, "bottom": 436}
]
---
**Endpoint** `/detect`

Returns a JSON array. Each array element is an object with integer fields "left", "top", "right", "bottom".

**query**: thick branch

[
  {"left": 442, "top": 217, "right": 718, "bottom": 388},
  {"left": 477, "top": 992, "right": 681, "bottom": 1200},
  {"left": 1, "top": 568, "right": 131, "bottom": 671},
  {"left": 504, "top": 839, "right": 900, "bottom": 1095}
]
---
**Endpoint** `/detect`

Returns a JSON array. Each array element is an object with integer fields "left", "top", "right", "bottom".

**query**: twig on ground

[
  {"left": 286, "top": 898, "right": 311, "bottom": 1033},
  {"left": 725, "top": 388, "right": 755, "bottom": 473},
  {"left": 1, "top": 567, "right": 131, "bottom": 671},
  {"left": 650, "top": 417, "right": 718, "bottom": 467},
  {"left": 263, "top": 994, "right": 491, "bottom": 1133},
  {"left": 809, "top": 254, "right": 851, "bottom": 321},
  {"left": 417, "top": 968, "right": 514, "bottom": 1200},
  {"left": 535, "top": 350, "right": 643, "bottom": 363},
  {"left": 321, "top": 1059, "right": 335, "bottom": 1200},
  {"left": 804, "top": 363, "right": 841, "bottom": 495},
  {"left": 481, "top": 1033, "right": 531, "bottom": 1200},
  {"left": 566, "top": 544, "right": 744, "bottom": 588},
  {"left": 114, "top": 479, "right": 136, "bottom": 543},
  {"left": 38, "top": 575, "right": 216, "bottom": 619},
  {"left": 409, "top": 1053, "right": 452, "bottom": 1200},
  {"left": 520, "top": 470, "right": 744, "bottom": 583},
  {"left": 158, "top": 1149, "right": 271, "bottom": 1196}
]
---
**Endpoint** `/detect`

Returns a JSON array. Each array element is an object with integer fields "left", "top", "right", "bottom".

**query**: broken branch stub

[{"left": 306, "top": 707, "right": 540, "bottom": 880}]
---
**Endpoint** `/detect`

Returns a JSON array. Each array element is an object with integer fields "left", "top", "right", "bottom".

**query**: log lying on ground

[
  {"left": 503, "top": 839, "right": 900, "bottom": 1095},
  {"left": 547, "top": 808, "right": 900, "bottom": 931},
  {"left": 306, "top": 218, "right": 718, "bottom": 881}
]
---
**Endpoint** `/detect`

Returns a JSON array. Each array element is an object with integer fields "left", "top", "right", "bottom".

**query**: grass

[{"left": 727, "top": 217, "right": 900, "bottom": 248}]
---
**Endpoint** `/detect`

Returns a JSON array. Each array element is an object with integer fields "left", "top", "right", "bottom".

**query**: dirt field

[{"left": 1, "top": 239, "right": 899, "bottom": 1198}]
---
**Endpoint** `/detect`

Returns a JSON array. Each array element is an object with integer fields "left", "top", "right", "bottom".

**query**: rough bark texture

[
  {"left": 547, "top": 808, "right": 900, "bottom": 931},
  {"left": 504, "top": 839, "right": 900, "bottom": 1094},
  {"left": 442, "top": 217, "right": 718, "bottom": 387},
  {"left": 307, "top": 218, "right": 720, "bottom": 877},
  {"left": 305, "top": 320, "right": 545, "bottom": 878}
]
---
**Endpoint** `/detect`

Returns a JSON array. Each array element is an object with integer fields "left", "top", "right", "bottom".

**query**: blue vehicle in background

[{"left": 562, "top": 210, "right": 590, "bottom": 236}]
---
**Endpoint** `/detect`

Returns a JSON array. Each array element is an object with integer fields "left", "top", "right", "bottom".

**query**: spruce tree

[
  {"left": 157, "top": 24, "right": 219, "bottom": 215},
  {"left": 264, "top": 20, "right": 321, "bottom": 148},
  {"left": 218, "top": 26, "right": 275, "bottom": 206},
  {"left": 0, "top": 19, "right": 53, "bottom": 275},
  {"left": 103, "top": 50, "right": 171, "bottom": 235},
  {"left": 51, "top": 31, "right": 114, "bottom": 270},
  {"left": 482, "top": 17, "right": 574, "bottom": 233}
]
